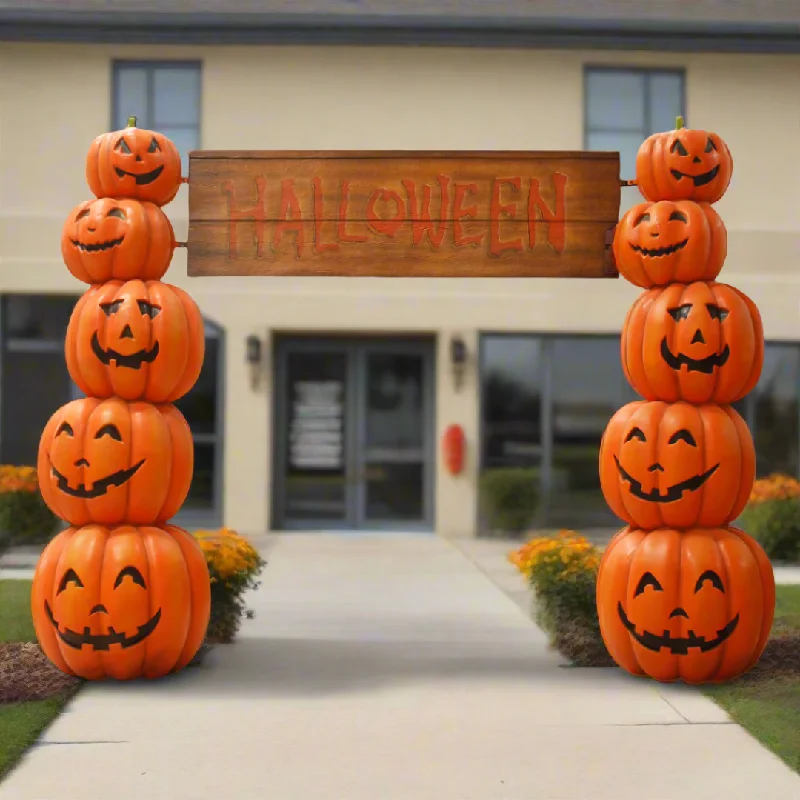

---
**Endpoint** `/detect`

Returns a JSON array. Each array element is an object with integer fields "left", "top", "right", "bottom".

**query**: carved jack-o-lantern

[
  {"left": 66, "top": 280, "right": 205, "bottom": 403},
  {"left": 622, "top": 281, "right": 763, "bottom": 404},
  {"left": 61, "top": 198, "right": 176, "bottom": 285},
  {"left": 596, "top": 526, "right": 775, "bottom": 683},
  {"left": 635, "top": 117, "right": 733, "bottom": 204},
  {"left": 32, "top": 523, "right": 211, "bottom": 680},
  {"left": 613, "top": 200, "right": 726, "bottom": 288},
  {"left": 599, "top": 400, "right": 754, "bottom": 530},
  {"left": 86, "top": 117, "right": 183, "bottom": 207},
  {"left": 37, "top": 397, "right": 193, "bottom": 527}
]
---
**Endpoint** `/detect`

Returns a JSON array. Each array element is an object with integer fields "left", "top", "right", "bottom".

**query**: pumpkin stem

[
  {"left": 675, "top": 115, "right": 685, "bottom": 129},
  {"left": 127, "top": 115, "right": 137, "bottom": 128}
]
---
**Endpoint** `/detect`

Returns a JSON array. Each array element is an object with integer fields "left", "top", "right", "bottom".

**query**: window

[
  {"left": 584, "top": 67, "right": 685, "bottom": 212},
  {"left": 112, "top": 62, "right": 201, "bottom": 174}
]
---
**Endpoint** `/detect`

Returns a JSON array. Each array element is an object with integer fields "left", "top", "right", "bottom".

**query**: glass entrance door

[{"left": 274, "top": 337, "right": 434, "bottom": 530}]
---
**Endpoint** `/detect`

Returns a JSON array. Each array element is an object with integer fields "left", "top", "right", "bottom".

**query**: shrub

[
  {"left": 509, "top": 531, "right": 611, "bottom": 666},
  {"left": 194, "top": 527, "right": 267, "bottom": 644},
  {"left": 0, "top": 465, "right": 58, "bottom": 552},
  {"left": 739, "top": 473, "right": 800, "bottom": 562},
  {"left": 479, "top": 468, "right": 539, "bottom": 534}
]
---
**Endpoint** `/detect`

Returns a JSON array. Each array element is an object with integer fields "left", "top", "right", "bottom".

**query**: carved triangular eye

[
  {"left": 116, "top": 137, "right": 132, "bottom": 155},
  {"left": 670, "top": 139, "right": 688, "bottom": 156},
  {"left": 57, "top": 568, "right": 84, "bottom": 594},
  {"left": 634, "top": 572, "right": 663, "bottom": 597},
  {"left": 148, "top": 137, "right": 161, "bottom": 153},
  {"left": 705, "top": 137, "right": 716, "bottom": 153},
  {"left": 624, "top": 427, "right": 646, "bottom": 443}
]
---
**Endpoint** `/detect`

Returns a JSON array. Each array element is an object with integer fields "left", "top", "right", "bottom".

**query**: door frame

[{"left": 272, "top": 335, "right": 436, "bottom": 532}]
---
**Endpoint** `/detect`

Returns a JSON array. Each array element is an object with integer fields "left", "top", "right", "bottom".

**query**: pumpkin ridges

[
  {"left": 31, "top": 527, "right": 77, "bottom": 677},
  {"left": 166, "top": 524, "right": 212, "bottom": 671}
]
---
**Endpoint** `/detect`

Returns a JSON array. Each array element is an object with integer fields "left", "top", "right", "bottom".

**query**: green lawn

[
  {"left": 704, "top": 585, "right": 800, "bottom": 774},
  {"left": 0, "top": 579, "right": 79, "bottom": 779}
]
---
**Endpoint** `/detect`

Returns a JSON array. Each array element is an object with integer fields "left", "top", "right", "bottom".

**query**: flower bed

[
  {"left": 194, "top": 527, "right": 267, "bottom": 644},
  {"left": 509, "top": 531, "right": 612, "bottom": 666}
]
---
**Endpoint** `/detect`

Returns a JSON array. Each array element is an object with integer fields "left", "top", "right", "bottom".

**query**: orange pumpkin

[
  {"left": 86, "top": 117, "right": 183, "bottom": 207},
  {"left": 596, "top": 526, "right": 774, "bottom": 683},
  {"left": 66, "top": 280, "right": 205, "bottom": 403},
  {"left": 622, "top": 281, "right": 763, "bottom": 404},
  {"left": 61, "top": 197, "right": 176, "bottom": 284},
  {"left": 613, "top": 200, "right": 726, "bottom": 288},
  {"left": 599, "top": 401, "right": 754, "bottom": 530},
  {"left": 38, "top": 397, "right": 193, "bottom": 527},
  {"left": 32, "top": 523, "right": 210, "bottom": 680},
  {"left": 635, "top": 116, "right": 733, "bottom": 204}
]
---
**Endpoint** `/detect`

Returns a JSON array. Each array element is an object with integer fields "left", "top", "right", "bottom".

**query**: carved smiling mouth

[
  {"left": 50, "top": 460, "right": 145, "bottom": 499},
  {"left": 614, "top": 455, "right": 719, "bottom": 503},
  {"left": 70, "top": 237, "right": 125, "bottom": 253},
  {"left": 114, "top": 165, "right": 164, "bottom": 185},
  {"left": 617, "top": 602, "right": 739, "bottom": 655},
  {"left": 661, "top": 338, "right": 731, "bottom": 375},
  {"left": 669, "top": 165, "right": 720, "bottom": 187},
  {"left": 630, "top": 238, "right": 689, "bottom": 258},
  {"left": 45, "top": 600, "right": 161, "bottom": 651},
  {"left": 91, "top": 332, "right": 159, "bottom": 370}
]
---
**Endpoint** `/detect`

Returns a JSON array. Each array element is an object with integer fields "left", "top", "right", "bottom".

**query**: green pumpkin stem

[
  {"left": 675, "top": 115, "right": 685, "bottom": 129},
  {"left": 127, "top": 115, "right": 137, "bottom": 128}
]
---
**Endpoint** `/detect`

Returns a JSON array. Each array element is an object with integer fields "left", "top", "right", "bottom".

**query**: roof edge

[{"left": 0, "top": 12, "right": 798, "bottom": 52}]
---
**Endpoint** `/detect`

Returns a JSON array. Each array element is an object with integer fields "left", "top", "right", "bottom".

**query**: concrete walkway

[{"left": 3, "top": 534, "right": 800, "bottom": 800}]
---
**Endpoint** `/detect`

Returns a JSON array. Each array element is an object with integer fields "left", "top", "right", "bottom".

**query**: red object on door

[{"left": 442, "top": 424, "right": 466, "bottom": 475}]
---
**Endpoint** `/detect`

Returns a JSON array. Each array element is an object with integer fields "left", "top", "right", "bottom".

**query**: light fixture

[
  {"left": 450, "top": 334, "right": 468, "bottom": 391},
  {"left": 246, "top": 334, "right": 263, "bottom": 390}
]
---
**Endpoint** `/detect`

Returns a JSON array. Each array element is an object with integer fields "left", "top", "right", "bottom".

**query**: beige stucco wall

[{"left": 1, "top": 42, "right": 798, "bottom": 535}]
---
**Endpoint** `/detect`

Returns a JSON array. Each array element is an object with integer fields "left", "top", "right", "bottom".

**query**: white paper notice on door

[{"left": 289, "top": 380, "right": 344, "bottom": 470}]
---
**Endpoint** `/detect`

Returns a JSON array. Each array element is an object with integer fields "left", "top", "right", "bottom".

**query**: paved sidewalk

[{"left": 3, "top": 534, "right": 800, "bottom": 800}]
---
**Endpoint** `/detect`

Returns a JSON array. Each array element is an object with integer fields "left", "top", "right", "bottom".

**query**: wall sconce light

[
  {"left": 450, "top": 334, "right": 468, "bottom": 391},
  {"left": 245, "top": 334, "right": 264, "bottom": 390}
]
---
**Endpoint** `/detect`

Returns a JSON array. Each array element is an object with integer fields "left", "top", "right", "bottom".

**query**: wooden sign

[{"left": 187, "top": 151, "right": 621, "bottom": 278}]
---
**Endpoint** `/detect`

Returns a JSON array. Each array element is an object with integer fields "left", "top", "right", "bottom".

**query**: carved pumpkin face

[
  {"left": 61, "top": 198, "right": 176, "bottom": 285},
  {"left": 65, "top": 280, "right": 205, "bottom": 403},
  {"left": 622, "top": 281, "right": 763, "bottom": 404},
  {"left": 596, "top": 526, "right": 775, "bottom": 683},
  {"left": 599, "top": 401, "right": 754, "bottom": 530},
  {"left": 635, "top": 119, "right": 733, "bottom": 204},
  {"left": 32, "top": 523, "right": 211, "bottom": 680},
  {"left": 86, "top": 118, "right": 183, "bottom": 207},
  {"left": 613, "top": 201, "right": 727, "bottom": 288},
  {"left": 38, "top": 397, "right": 193, "bottom": 527}
]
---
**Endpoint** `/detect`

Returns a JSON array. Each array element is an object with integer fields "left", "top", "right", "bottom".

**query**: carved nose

[
  {"left": 648, "top": 463, "right": 664, "bottom": 473},
  {"left": 120, "top": 324, "right": 134, "bottom": 339},
  {"left": 691, "top": 329, "right": 705, "bottom": 344},
  {"left": 693, "top": 156, "right": 702, "bottom": 163},
  {"left": 650, "top": 231, "right": 659, "bottom": 238},
  {"left": 90, "top": 604, "right": 108, "bottom": 615},
  {"left": 74, "top": 458, "right": 90, "bottom": 467},
  {"left": 669, "top": 607, "right": 689, "bottom": 619},
  {"left": 88, "top": 226, "right": 96, "bottom": 233},
  {"left": 135, "top": 154, "right": 142, "bottom": 162}
]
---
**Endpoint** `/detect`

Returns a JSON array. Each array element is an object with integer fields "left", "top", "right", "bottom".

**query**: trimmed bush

[
  {"left": 479, "top": 468, "right": 539, "bottom": 534},
  {"left": 0, "top": 466, "right": 58, "bottom": 552},
  {"left": 739, "top": 474, "right": 800, "bottom": 562}
]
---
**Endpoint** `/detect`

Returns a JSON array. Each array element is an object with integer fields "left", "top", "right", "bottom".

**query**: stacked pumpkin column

[
  {"left": 31, "top": 117, "right": 211, "bottom": 681},
  {"left": 596, "top": 117, "right": 776, "bottom": 684}
]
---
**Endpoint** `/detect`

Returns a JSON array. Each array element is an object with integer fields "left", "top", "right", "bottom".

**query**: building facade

[{"left": 1, "top": 5, "right": 798, "bottom": 536}]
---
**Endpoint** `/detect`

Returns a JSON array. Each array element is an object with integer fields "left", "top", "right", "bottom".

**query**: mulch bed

[
  {"left": 0, "top": 643, "right": 81, "bottom": 703},
  {"left": 737, "top": 633, "right": 800, "bottom": 682}
]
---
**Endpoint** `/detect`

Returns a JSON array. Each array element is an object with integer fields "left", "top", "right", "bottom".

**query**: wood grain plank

[{"left": 187, "top": 150, "right": 621, "bottom": 278}]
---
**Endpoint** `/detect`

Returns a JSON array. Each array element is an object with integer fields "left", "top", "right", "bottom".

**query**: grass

[
  {"left": 704, "top": 585, "right": 800, "bottom": 774},
  {"left": 0, "top": 579, "right": 77, "bottom": 780}
]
